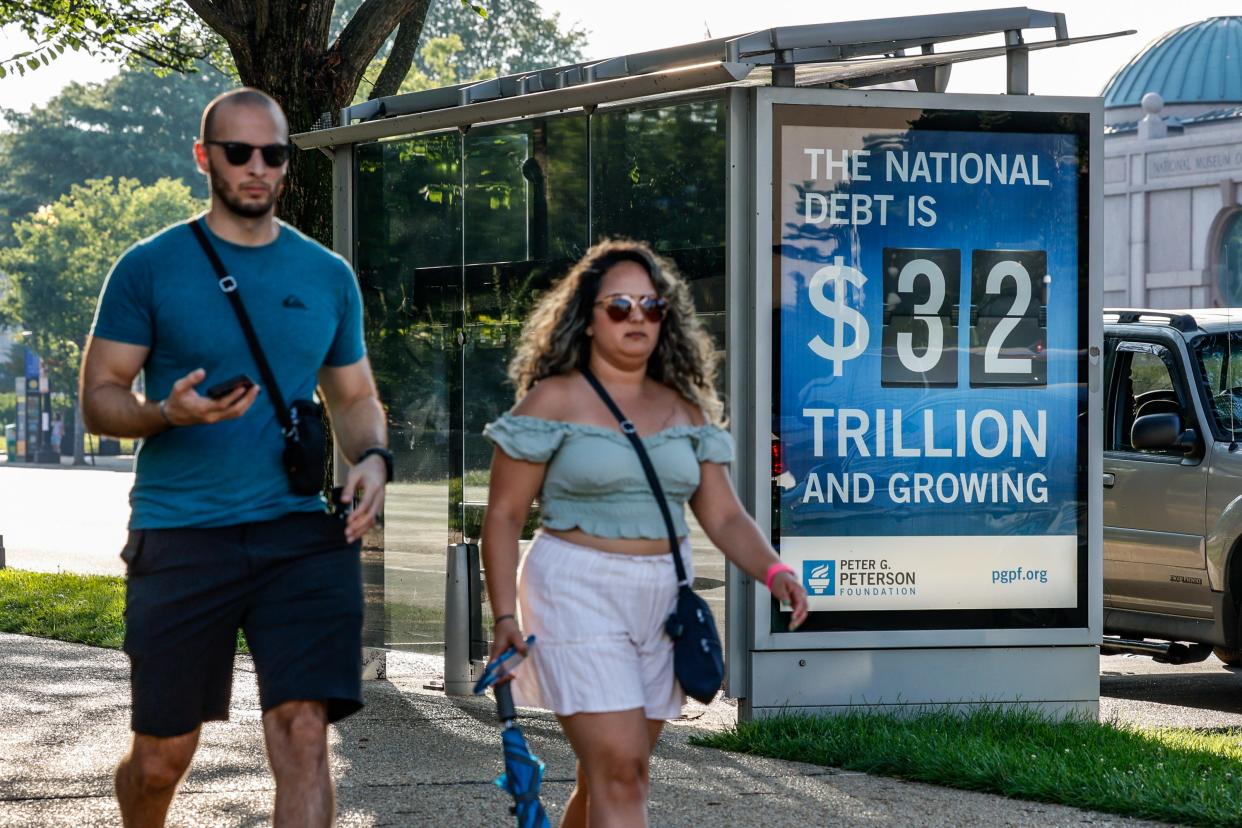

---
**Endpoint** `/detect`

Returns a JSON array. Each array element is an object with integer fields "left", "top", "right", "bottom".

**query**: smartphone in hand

[{"left": 205, "top": 373, "right": 256, "bottom": 400}]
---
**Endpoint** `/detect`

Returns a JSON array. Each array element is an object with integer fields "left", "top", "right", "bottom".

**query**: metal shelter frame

[{"left": 293, "top": 7, "right": 1131, "bottom": 151}]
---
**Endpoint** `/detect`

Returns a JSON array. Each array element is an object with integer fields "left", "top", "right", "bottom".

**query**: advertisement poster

[{"left": 773, "top": 105, "right": 1088, "bottom": 629}]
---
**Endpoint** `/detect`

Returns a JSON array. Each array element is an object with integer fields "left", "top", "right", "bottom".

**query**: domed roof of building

[{"left": 1103, "top": 17, "right": 1242, "bottom": 109}]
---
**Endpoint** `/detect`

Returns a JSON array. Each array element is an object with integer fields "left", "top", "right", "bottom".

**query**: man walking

[{"left": 80, "top": 87, "right": 392, "bottom": 827}]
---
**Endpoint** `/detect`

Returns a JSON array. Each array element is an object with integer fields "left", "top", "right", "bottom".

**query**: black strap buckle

[{"left": 218, "top": 275, "right": 238, "bottom": 293}]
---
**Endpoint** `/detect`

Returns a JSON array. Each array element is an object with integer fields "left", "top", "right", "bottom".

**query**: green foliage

[
  {"left": 417, "top": 0, "right": 586, "bottom": 81},
  {"left": 694, "top": 707, "right": 1242, "bottom": 827},
  {"left": 0, "top": 568, "right": 248, "bottom": 651},
  {"left": 340, "top": 0, "right": 587, "bottom": 95},
  {"left": 0, "top": 1, "right": 227, "bottom": 78},
  {"left": 0, "top": 177, "right": 204, "bottom": 399},
  {"left": 354, "top": 34, "right": 476, "bottom": 104},
  {"left": 0, "top": 62, "right": 231, "bottom": 242}
]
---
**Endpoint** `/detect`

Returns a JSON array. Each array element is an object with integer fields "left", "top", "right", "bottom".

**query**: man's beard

[{"left": 210, "top": 167, "right": 284, "bottom": 219}]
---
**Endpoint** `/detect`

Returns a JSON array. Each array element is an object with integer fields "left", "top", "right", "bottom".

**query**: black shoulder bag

[
  {"left": 581, "top": 369, "right": 724, "bottom": 704},
  {"left": 190, "top": 219, "right": 326, "bottom": 496}
]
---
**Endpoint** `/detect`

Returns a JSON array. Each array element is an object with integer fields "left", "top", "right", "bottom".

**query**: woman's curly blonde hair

[{"left": 509, "top": 239, "right": 723, "bottom": 423}]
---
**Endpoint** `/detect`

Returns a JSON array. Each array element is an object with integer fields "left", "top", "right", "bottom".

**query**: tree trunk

[
  {"left": 279, "top": 111, "right": 337, "bottom": 245},
  {"left": 225, "top": 3, "right": 340, "bottom": 246},
  {"left": 209, "top": 0, "right": 427, "bottom": 246},
  {"left": 369, "top": 0, "right": 431, "bottom": 101}
]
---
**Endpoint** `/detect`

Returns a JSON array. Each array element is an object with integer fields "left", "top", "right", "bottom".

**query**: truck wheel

[{"left": 1213, "top": 646, "right": 1242, "bottom": 666}]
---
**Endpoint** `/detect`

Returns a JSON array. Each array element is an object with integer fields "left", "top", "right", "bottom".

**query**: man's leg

[
  {"left": 115, "top": 728, "right": 201, "bottom": 828},
  {"left": 118, "top": 526, "right": 245, "bottom": 827},
  {"left": 263, "top": 699, "right": 333, "bottom": 828}
]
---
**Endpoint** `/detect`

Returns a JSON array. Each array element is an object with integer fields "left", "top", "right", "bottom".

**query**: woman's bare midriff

[{"left": 544, "top": 527, "right": 684, "bottom": 556}]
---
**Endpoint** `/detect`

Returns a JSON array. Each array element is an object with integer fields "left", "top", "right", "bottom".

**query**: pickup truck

[{"left": 1103, "top": 308, "right": 1242, "bottom": 665}]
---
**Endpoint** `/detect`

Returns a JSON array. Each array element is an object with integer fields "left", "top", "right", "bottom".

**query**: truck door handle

[{"left": 1103, "top": 473, "right": 1115, "bottom": 488}]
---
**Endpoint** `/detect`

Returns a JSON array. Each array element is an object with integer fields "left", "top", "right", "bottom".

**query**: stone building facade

[{"left": 1102, "top": 17, "right": 1242, "bottom": 309}]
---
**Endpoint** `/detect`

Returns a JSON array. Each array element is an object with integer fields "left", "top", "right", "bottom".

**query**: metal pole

[
  {"left": 1005, "top": 29, "right": 1029, "bottom": 95},
  {"left": 444, "top": 543, "right": 473, "bottom": 695}
]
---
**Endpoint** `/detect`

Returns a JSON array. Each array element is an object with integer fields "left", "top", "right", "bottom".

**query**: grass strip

[
  {"left": 691, "top": 706, "right": 1242, "bottom": 827},
  {"left": 0, "top": 569, "right": 246, "bottom": 651}
]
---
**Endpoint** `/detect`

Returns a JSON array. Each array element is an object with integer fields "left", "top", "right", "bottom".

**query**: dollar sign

[{"left": 808, "top": 256, "right": 870, "bottom": 376}]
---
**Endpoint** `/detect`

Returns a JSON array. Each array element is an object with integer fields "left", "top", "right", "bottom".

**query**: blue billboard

[{"left": 772, "top": 105, "right": 1089, "bottom": 628}]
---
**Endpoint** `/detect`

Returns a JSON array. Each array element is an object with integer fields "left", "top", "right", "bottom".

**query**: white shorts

[{"left": 511, "top": 532, "right": 692, "bottom": 721}]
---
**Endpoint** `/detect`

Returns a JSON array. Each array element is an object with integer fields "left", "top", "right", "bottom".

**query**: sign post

[
  {"left": 23, "top": 348, "right": 40, "bottom": 464},
  {"left": 744, "top": 88, "right": 1102, "bottom": 717}
]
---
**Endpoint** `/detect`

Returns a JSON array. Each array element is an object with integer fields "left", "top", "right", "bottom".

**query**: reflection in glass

[
  {"left": 356, "top": 96, "right": 733, "bottom": 656},
  {"left": 356, "top": 133, "right": 461, "bottom": 653},
  {"left": 592, "top": 99, "right": 725, "bottom": 251},
  {"left": 592, "top": 98, "right": 729, "bottom": 644},
  {"left": 1195, "top": 332, "right": 1242, "bottom": 439},
  {"left": 1220, "top": 212, "right": 1242, "bottom": 305},
  {"left": 463, "top": 115, "right": 588, "bottom": 514}
]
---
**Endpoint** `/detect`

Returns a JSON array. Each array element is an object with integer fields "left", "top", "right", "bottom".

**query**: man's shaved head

[{"left": 200, "top": 88, "right": 288, "bottom": 143}]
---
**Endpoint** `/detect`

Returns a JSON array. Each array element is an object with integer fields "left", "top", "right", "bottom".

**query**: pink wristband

[{"left": 765, "top": 562, "right": 797, "bottom": 592}]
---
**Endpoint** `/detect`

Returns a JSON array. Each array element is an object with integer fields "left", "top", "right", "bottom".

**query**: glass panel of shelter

[
  {"left": 463, "top": 114, "right": 590, "bottom": 634},
  {"left": 355, "top": 132, "right": 461, "bottom": 653},
  {"left": 591, "top": 97, "right": 730, "bottom": 636},
  {"left": 355, "top": 94, "right": 730, "bottom": 656}
]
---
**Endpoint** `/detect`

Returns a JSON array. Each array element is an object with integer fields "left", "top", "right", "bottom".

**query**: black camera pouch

[
  {"left": 283, "top": 399, "right": 327, "bottom": 496},
  {"left": 191, "top": 220, "right": 327, "bottom": 496}
]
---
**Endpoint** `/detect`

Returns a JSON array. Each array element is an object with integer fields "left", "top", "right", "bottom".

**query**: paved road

[
  {"left": 6, "top": 461, "right": 1242, "bottom": 734},
  {"left": 1101, "top": 651, "right": 1242, "bottom": 730},
  {"left": 1, "top": 633, "right": 1165, "bottom": 828},
  {"left": 0, "top": 460, "right": 133, "bottom": 575}
]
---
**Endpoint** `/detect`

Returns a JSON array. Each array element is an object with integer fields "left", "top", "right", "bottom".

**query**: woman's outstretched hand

[{"left": 771, "top": 572, "right": 809, "bottom": 630}]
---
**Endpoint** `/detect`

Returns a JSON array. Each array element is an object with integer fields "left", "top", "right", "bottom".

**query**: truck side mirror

[{"left": 1131, "top": 413, "right": 1182, "bottom": 451}]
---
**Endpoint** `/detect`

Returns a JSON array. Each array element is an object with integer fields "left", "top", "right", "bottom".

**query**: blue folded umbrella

[
  {"left": 477, "top": 653, "right": 550, "bottom": 828},
  {"left": 494, "top": 711, "right": 551, "bottom": 828}
]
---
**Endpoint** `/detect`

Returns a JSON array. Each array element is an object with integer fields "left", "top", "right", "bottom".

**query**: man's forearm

[
  {"left": 81, "top": 383, "right": 168, "bottom": 439},
  {"left": 331, "top": 395, "right": 387, "bottom": 463}
]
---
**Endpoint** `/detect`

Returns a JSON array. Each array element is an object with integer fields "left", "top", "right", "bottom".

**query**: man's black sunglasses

[{"left": 205, "top": 140, "right": 293, "bottom": 167}]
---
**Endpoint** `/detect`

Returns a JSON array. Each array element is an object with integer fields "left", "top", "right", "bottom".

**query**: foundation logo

[{"left": 804, "top": 560, "right": 836, "bottom": 596}]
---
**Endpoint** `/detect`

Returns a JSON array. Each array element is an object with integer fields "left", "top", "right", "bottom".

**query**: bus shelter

[{"left": 293, "top": 8, "right": 1122, "bottom": 717}]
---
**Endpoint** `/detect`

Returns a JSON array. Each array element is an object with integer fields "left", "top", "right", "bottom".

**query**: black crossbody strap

[
  {"left": 189, "top": 219, "right": 294, "bottom": 435},
  {"left": 581, "top": 369, "right": 689, "bottom": 586}
]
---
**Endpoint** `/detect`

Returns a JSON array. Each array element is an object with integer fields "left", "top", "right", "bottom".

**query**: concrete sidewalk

[{"left": 0, "top": 633, "right": 1163, "bottom": 827}]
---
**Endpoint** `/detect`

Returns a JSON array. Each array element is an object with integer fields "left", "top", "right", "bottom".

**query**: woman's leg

[
  {"left": 559, "top": 717, "right": 666, "bottom": 828},
  {"left": 559, "top": 760, "right": 589, "bottom": 828},
  {"left": 556, "top": 708, "right": 653, "bottom": 828}
]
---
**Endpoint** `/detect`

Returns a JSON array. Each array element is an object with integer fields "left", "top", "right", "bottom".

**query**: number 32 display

[{"left": 773, "top": 105, "right": 1086, "bottom": 621}]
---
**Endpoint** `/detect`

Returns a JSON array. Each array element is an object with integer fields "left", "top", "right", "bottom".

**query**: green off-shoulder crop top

[{"left": 483, "top": 413, "right": 735, "bottom": 539}]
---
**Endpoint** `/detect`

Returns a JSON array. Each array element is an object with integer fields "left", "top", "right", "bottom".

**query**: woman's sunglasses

[
  {"left": 595, "top": 293, "right": 668, "bottom": 323},
  {"left": 206, "top": 140, "right": 293, "bottom": 167}
]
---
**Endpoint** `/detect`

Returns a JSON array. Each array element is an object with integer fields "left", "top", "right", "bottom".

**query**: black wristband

[
  {"left": 357, "top": 446, "right": 394, "bottom": 482},
  {"left": 493, "top": 614, "right": 516, "bottom": 627}
]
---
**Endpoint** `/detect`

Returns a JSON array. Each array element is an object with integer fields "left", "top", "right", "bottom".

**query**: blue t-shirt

[{"left": 90, "top": 218, "right": 365, "bottom": 529}]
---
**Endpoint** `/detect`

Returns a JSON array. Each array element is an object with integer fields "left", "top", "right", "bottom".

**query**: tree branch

[
  {"left": 329, "top": 0, "right": 423, "bottom": 91},
  {"left": 180, "top": 0, "right": 243, "bottom": 45},
  {"left": 368, "top": 0, "right": 430, "bottom": 100}
]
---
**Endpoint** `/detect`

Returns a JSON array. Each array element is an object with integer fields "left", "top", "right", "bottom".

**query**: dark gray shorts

[{"left": 121, "top": 510, "right": 363, "bottom": 738}]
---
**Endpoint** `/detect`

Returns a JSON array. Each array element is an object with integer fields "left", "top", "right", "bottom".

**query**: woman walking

[{"left": 482, "top": 239, "right": 808, "bottom": 827}]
